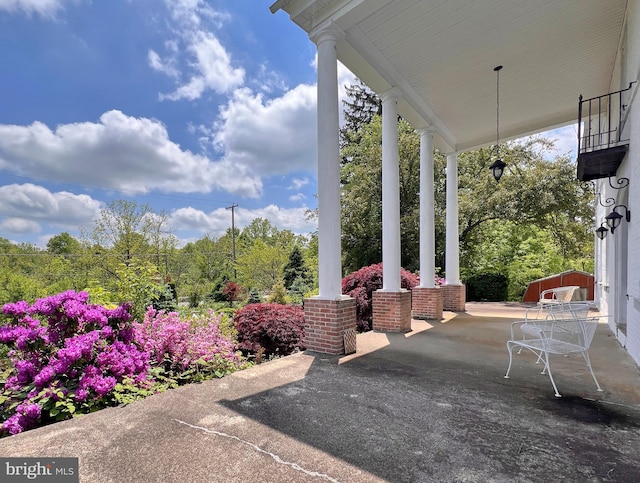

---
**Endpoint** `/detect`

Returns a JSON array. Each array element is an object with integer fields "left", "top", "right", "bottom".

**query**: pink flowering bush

[
  {"left": 1, "top": 292, "right": 249, "bottom": 437},
  {"left": 342, "top": 263, "right": 419, "bottom": 331},
  {"left": 134, "top": 307, "right": 244, "bottom": 381},
  {"left": 0, "top": 291, "right": 149, "bottom": 436}
]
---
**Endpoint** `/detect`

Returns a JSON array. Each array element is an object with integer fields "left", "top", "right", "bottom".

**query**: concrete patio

[{"left": 1, "top": 303, "right": 640, "bottom": 482}]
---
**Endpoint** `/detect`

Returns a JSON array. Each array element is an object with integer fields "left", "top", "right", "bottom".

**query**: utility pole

[{"left": 226, "top": 203, "right": 238, "bottom": 279}]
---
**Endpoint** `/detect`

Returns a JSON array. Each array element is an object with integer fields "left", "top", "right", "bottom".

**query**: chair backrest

[
  {"left": 546, "top": 302, "right": 591, "bottom": 320},
  {"left": 539, "top": 286, "right": 579, "bottom": 304},
  {"left": 540, "top": 318, "right": 599, "bottom": 353}
]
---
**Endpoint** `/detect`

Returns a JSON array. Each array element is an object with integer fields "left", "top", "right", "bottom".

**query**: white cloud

[
  {"left": 289, "top": 193, "right": 306, "bottom": 202},
  {"left": 169, "top": 206, "right": 227, "bottom": 232},
  {"left": 148, "top": 50, "right": 179, "bottom": 79},
  {"left": 150, "top": 0, "right": 243, "bottom": 101},
  {"left": 0, "top": 110, "right": 263, "bottom": 197},
  {"left": 159, "top": 31, "right": 244, "bottom": 101},
  {"left": 546, "top": 124, "right": 578, "bottom": 157},
  {"left": 239, "top": 204, "right": 314, "bottom": 233},
  {"left": 254, "top": 64, "right": 288, "bottom": 94},
  {"left": 169, "top": 204, "right": 315, "bottom": 235},
  {"left": 165, "top": 0, "right": 226, "bottom": 29},
  {"left": 288, "top": 177, "right": 309, "bottom": 190},
  {"left": 0, "top": 0, "right": 78, "bottom": 18},
  {"left": 0, "top": 183, "right": 102, "bottom": 235},
  {"left": 0, "top": 217, "right": 41, "bottom": 234},
  {"left": 214, "top": 85, "right": 317, "bottom": 176}
]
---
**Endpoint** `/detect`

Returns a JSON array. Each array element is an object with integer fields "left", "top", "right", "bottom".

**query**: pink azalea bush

[
  {"left": 1, "top": 292, "right": 247, "bottom": 437},
  {"left": 134, "top": 307, "right": 243, "bottom": 376},
  {"left": 0, "top": 291, "right": 149, "bottom": 436}
]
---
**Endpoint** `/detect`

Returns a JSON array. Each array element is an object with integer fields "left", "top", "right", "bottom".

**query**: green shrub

[
  {"left": 266, "top": 279, "right": 290, "bottom": 305},
  {"left": 465, "top": 273, "right": 508, "bottom": 301}
]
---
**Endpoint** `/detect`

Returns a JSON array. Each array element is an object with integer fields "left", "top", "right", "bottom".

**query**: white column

[
  {"left": 311, "top": 23, "right": 344, "bottom": 299},
  {"left": 381, "top": 89, "right": 401, "bottom": 291},
  {"left": 419, "top": 129, "right": 436, "bottom": 288},
  {"left": 445, "top": 152, "right": 461, "bottom": 285}
]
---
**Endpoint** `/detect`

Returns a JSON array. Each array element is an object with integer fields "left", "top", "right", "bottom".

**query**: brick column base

[
  {"left": 411, "top": 287, "right": 443, "bottom": 320},
  {"left": 441, "top": 284, "right": 466, "bottom": 312},
  {"left": 303, "top": 296, "right": 357, "bottom": 355},
  {"left": 372, "top": 290, "right": 412, "bottom": 332}
]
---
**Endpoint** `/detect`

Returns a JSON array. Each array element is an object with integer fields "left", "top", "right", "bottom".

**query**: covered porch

[{"left": 270, "top": 0, "right": 630, "bottom": 354}]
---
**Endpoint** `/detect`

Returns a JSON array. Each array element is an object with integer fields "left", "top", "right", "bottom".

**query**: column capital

[
  {"left": 310, "top": 20, "right": 345, "bottom": 45},
  {"left": 417, "top": 128, "right": 435, "bottom": 136},
  {"left": 380, "top": 87, "right": 401, "bottom": 103}
]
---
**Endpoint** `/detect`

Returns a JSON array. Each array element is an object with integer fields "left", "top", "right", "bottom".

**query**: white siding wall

[
  {"left": 594, "top": 0, "right": 640, "bottom": 364},
  {"left": 627, "top": 95, "right": 640, "bottom": 364},
  {"left": 615, "top": 0, "right": 640, "bottom": 364}
]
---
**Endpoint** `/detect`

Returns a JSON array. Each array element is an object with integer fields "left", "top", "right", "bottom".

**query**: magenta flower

[{"left": 33, "top": 366, "right": 56, "bottom": 388}]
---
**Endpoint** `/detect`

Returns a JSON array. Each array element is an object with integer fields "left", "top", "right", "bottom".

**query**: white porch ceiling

[{"left": 271, "top": 0, "right": 627, "bottom": 153}]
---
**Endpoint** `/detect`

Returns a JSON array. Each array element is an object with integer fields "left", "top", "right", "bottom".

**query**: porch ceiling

[{"left": 271, "top": 0, "right": 627, "bottom": 153}]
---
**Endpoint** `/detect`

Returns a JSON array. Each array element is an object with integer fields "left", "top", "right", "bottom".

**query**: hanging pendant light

[{"left": 489, "top": 65, "right": 506, "bottom": 182}]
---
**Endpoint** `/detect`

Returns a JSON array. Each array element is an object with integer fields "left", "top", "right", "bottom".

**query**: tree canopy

[{"left": 339, "top": 81, "right": 593, "bottom": 298}]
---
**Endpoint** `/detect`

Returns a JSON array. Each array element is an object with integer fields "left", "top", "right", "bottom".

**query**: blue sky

[{"left": 0, "top": 0, "right": 576, "bottom": 248}]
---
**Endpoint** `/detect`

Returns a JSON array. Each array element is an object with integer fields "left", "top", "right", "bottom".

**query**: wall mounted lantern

[
  {"left": 595, "top": 223, "right": 609, "bottom": 240},
  {"left": 489, "top": 65, "right": 506, "bottom": 182},
  {"left": 605, "top": 205, "right": 631, "bottom": 234}
]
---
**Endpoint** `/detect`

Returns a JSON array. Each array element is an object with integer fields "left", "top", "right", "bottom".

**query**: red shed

[{"left": 522, "top": 270, "right": 594, "bottom": 303}]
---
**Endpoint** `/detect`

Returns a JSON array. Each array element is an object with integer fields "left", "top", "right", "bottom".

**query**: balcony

[{"left": 577, "top": 82, "right": 636, "bottom": 181}]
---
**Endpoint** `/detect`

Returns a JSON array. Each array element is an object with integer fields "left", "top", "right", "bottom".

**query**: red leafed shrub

[
  {"left": 342, "top": 263, "right": 419, "bottom": 332},
  {"left": 222, "top": 281, "right": 243, "bottom": 306},
  {"left": 234, "top": 303, "right": 305, "bottom": 357}
]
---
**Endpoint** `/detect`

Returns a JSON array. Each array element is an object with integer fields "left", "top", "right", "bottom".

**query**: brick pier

[
  {"left": 411, "top": 286, "right": 443, "bottom": 320},
  {"left": 441, "top": 284, "right": 466, "bottom": 312},
  {"left": 303, "top": 296, "right": 357, "bottom": 355},
  {"left": 372, "top": 290, "right": 412, "bottom": 332}
]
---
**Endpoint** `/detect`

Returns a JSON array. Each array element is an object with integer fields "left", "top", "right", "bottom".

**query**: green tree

[
  {"left": 236, "top": 240, "right": 288, "bottom": 293},
  {"left": 84, "top": 200, "right": 176, "bottom": 309},
  {"left": 341, "top": 115, "right": 425, "bottom": 272},
  {"left": 46, "top": 232, "right": 81, "bottom": 255},
  {"left": 0, "top": 239, "right": 46, "bottom": 303},
  {"left": 283, "top": 246, "right": 312, "bottom": 289},
  {"left": 90, "top": 200, "right": 174, "bottom": 269},
  {"left": 338, "top": 81, "right": 593, "bottom": 295},
  {"left": 340, "top": 80, "right": 381, "bottom": 150}
]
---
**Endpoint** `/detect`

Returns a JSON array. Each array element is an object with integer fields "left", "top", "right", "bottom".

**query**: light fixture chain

[{"left": 496, "top": 67, "right": 500, "bottom": 156}]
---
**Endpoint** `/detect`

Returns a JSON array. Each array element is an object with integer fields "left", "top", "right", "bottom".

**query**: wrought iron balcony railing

[{"left": 577, "top": 81, "right": 636, "bottom": 181}]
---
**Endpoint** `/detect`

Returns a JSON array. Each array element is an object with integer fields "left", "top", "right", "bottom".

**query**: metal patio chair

[
  {"left": 538, "top": 285, "right": 580, "bottom": 305},
  {"left": 505, "top": 317, "right": 603, "bottom": 397}
]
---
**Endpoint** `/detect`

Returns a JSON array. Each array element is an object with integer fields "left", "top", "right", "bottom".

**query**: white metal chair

[
  {"left": 538, "top": 285, "right": 580, "bottom": 305},
  {"left": 505, "top": 317, "right": 603, "bottom": 397},
  {"left": 517, "top": 302, "right": 593, "bottom": 338}
]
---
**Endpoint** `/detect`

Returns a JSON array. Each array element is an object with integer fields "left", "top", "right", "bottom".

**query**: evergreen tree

[
  {"left": 340, "top": 80, "right": 381, "bottom": 151},
  {"left": 283, "top": 246, "right": 311, "bottom": 289}
]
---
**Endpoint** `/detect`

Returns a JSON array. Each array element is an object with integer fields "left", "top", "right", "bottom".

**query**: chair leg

[
  {"left": 505, "top": 342, "right": 515, "bottom": 379},
  {"left": 580, "top": 351, "right": 603, "bottom": 392},
  {"left": 542, "top": 352, "right": 562, "bottom": 397}
]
